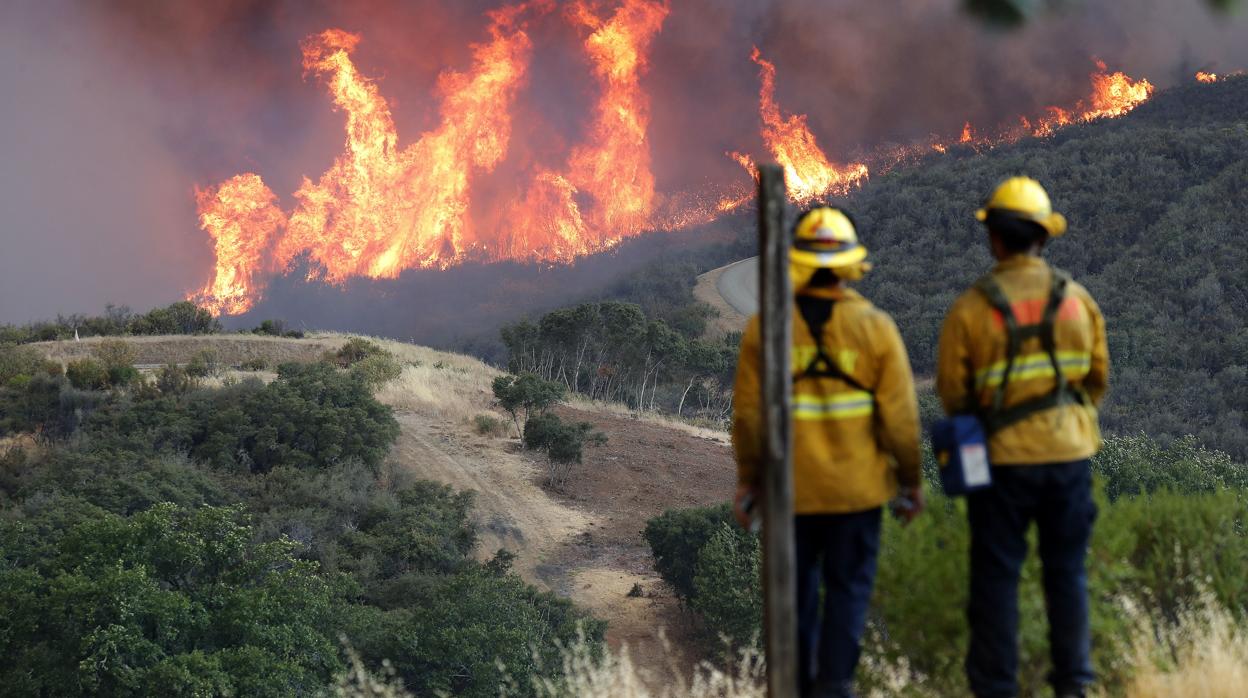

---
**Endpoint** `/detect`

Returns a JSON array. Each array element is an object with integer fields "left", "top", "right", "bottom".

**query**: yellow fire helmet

[
  {"left": 791, "top": 207, "right": 869, "bottom": 270},
  {"left": 975, "top": 176, "right": 1068, "bottom": 237}
]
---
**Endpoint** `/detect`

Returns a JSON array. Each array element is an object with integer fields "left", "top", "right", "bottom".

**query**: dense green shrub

[
  {"left": 65, "top": 358, "right": 109, "bottom": 390},
  {"left": 0, "top": 503, "right": 347, "bottom": 696},
  {"left": 1093, "top": 433, "right": 1248, "bottom": 500},
  {"left": 691, "top": 522, "right": 762, "bottom": 651},
  {"left": 332, "top": 337, "right": 387, "bottom": 367},
  {"left": 643, "top": 503, "right": 733, "bottom": 601},
  {"left": 1, "top": 347, "right": 603, "bottom": 696},
  {"left": 650, "top": 479, "right": 1248, "bottom": 693},
  {"left": 522, "top": 413, "right": 604, "bottom": 465},
  {"left": 128, "top": 301, "right": 221, "bottom": 336},
  {"left": 349, "top": 352, "right": 403, "bottom": 388}
]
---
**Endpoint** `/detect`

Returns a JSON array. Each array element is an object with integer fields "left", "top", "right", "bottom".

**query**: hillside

[
  {"left": 11, "top": 333, "right": 735, "bottom": 688},
  {"left": 686, "top": 76, "right": 1248, "bottom": 460}
]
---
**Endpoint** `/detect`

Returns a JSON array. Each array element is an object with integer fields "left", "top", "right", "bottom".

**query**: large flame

[
  {"left": 190, "top": 9, "right": 1164, "bottom": 317},
  {"left": 1196, "top": 71, "right": 1219, "bottom": 83},
  {"left": 502, "top": 0, "right": 669, "bottom": 260},
  {"left": 191, "top": 174, "right": 286, "bottom": 315},
  {"left": 731, "top": 47, "right": 868, "bottom": 204},
  {"left": 275, "top": 8, "right": 533, "bottom": 282}
]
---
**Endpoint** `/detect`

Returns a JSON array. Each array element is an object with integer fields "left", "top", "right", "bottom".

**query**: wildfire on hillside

[{"left": 190, "top": 3, "right": 1160, "bottom": 317}]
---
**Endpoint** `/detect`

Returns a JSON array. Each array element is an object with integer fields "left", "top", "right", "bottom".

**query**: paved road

[{"left": 715, "top": 257, "right": 759, "bottom": 316}]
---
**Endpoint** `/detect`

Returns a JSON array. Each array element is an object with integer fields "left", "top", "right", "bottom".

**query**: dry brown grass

[
  {"left": 30, "top": 333, "right": 342, "bottom": 367},
  {"left": 567, "top": 396, "right": 730, "bottom": 445},
  {"left": 1119, "top": 594, "right": 1248, "bottom": 698}
]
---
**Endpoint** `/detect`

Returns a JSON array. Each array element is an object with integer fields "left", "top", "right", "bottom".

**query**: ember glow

[{"left": 190, "top": 7, "right": 1163, "bottom": 316}]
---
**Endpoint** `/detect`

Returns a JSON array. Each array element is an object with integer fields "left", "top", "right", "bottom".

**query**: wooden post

[{"left": 757, "top": 164, "right": 797, "bottom": 697}]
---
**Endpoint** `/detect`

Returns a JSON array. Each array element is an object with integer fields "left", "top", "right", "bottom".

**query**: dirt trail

[{"left": 386, "top": 411, "right": 590, "bottom": 580}]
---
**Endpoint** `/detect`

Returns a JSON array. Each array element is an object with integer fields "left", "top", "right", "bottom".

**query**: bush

[
  {"left": 473, "top": 414, "right": 507, "bottom": 437},
  {"left": 492, "top": 373, "right": 566, "bottom": 434},
  {"left": 91, "top": 339, "right": 136, "bottom": 372},
  {"left": 332, "top": 338, "right": 387, "bottom": 367},
  {"left": 522, "top": 412, "right": 606, "bottom": 486},
  {"left": 691, "top": 522, "right": 762, "bottom": 650},
  {"left": 156, "top": 363, "right": 193, "bottom": 395},
  {"left": 185, "top": 349, "right": 221, "bottom": 379},
  {"left": 349, "top": 353, "right": 402, "bottom": 388},
  {"left": 239, "top": 357, "right": 269, "bottom": 371},
  {"left": 0, "top": 503, "right": 346, "bottom": 696},
  {"left": 649, "top": 482, "right": 1248, "bottom": 694},
  {"left": 1, "top": 344, "right": 47, "bottom": 386},
  {"left": 643, "top": 504, "right": 734, "bottom": 602},
  {"left": 1093, "top": 433, "right": 1248, "bottom": 501},
  {"left": 129, "top": 301, "right": 220, "bottom": 335},
  {"left": 251, "top": 319, "right": 303, "bottom": 339},
  {"left": 106, "top": 364, "right": 140, "bottom": 388},
  {"left": 65, "top": 358, "right": 109, "bottom": 390}
]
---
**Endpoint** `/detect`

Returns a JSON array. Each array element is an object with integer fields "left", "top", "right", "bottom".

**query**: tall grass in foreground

[
  {"left": 332, "top": 595, "right": 1248, "bottom": 698},
  {"left": 1120, "top": 593, "right": 1248, "bottom": 698}
]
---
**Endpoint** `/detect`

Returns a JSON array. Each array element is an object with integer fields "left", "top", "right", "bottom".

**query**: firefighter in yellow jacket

[
  {"left": 733, "top": 207, "right": 922, "bottom": 698},
  {"left": 937, "top": 177, "right": 1109, "bottom": 698}
]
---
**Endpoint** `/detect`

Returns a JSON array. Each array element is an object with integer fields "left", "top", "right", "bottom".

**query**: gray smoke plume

[{"left": 1, "top": 0, "right": 1245, "bottom": 327}]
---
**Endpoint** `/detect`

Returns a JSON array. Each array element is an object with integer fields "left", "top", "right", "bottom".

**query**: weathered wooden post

[{"left": 757, "top": 164, "right": 797, "bottom": 697}]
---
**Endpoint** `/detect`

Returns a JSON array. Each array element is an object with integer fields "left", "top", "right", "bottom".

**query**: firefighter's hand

[
  {"left": 894, "top": 486, "right": 925, "bottom": 526},
  {"left": 733, "top": 484, "right": 758, "bottom": 530}
]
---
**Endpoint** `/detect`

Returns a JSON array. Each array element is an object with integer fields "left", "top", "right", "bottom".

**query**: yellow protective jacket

[
  {"left": 733, "top": 287, "right": 921, "bottom": 514},
  {"left": 936, "top": 255, "right": 1109, "bottom": 465}
]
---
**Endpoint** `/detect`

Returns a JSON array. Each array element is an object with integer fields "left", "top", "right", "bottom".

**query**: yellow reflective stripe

[
  {"left": 793, "top": 391, "right": 874, "bottom": 421},
  {"left": 974, "top": 351, "right": 1091, "bottom": 390}
]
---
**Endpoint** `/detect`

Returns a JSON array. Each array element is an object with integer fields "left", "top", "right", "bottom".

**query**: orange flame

[
  {"left": 1196, "top": 71, "right": 1218, "bottom": 83},
  {"left": 732, "top": 47, "right": 868, "bottom": 204},
  {"left": 275, "top": 9, "right": 533, "bottom": 282},
  {"left": 1031, "top": 60, "right": 1153, "bottom": 136},
  {"left": 959, "top": 122, "right": 974, "bottom": 143},
  {"left": 504, "top": 0, "right": 669, "bottom": 260},
  {"left": 191, "top": 174, "right": 286, "bottom": 316}
]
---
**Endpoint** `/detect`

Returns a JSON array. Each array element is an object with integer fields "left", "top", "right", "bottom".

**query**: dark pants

[
  {"left": 795, "top": 508, "right": 882, "bottom": 698},
  {"left": 966, "top": 460, "right": 1097, "bottom": 698}
]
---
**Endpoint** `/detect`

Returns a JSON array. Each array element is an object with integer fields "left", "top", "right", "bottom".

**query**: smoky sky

[{"left": 1, "top": 0, "right": 1246, "bottom": 324}]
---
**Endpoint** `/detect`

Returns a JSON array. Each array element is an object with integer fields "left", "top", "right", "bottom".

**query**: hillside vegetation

[
  {"left": 0, "top": 335, "right": 601, "bottom": 696},
  {"left": 851, "top": 75, "right": 1248, "bottom": 460},
  {"left": 518, "top": 76, "right": 1248, "bottom": 462}
]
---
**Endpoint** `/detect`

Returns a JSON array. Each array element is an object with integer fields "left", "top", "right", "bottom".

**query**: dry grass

[
  {"left": 567, "top": 396, "right": 730, "bottom": 445},
  {"left": 351, "top": 335, "right": 501, "bottom": 423},
  {"left": 30, "top": 333, "right": 342, "bottom": 367},
  {"left": 1120, "top": 593, "right": 1248, "bottom": 698}
]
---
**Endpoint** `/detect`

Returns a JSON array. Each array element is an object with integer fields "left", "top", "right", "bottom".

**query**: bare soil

[{"left": 539, "top": 405, "right": 737, "bottom": 683}]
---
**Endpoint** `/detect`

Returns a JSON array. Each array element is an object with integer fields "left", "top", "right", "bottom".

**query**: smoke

[{"left": 1, "top": 0, "right": 1245, "bottom": 326}]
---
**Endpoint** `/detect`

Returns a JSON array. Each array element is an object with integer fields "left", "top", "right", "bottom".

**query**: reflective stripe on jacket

[
  {"left": 733, "top": 287, "right": 921, "bottom": 514},
  {"left": 936, "top": 255, "right": 1109, "bottom": 465}
]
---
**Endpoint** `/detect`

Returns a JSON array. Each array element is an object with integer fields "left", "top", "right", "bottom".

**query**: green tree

[{"left": 492, "top": 373, "right": 566, "bottom": 436}]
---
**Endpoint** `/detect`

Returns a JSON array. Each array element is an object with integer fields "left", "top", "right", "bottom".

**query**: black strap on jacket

[
  {"left": 975, "top": 267, "right": 1084, "bottom": 434},
  {"left": 793, "top": 295, "right": 872, "bottom": 394}
]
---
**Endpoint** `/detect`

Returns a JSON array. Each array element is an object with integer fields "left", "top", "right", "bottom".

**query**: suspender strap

[
  {"left": 974, "top": 268, "right": 1082, "bottom": 434},
  {"left": 794, "top": 296, "right": 872, "bottom": 394}
]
